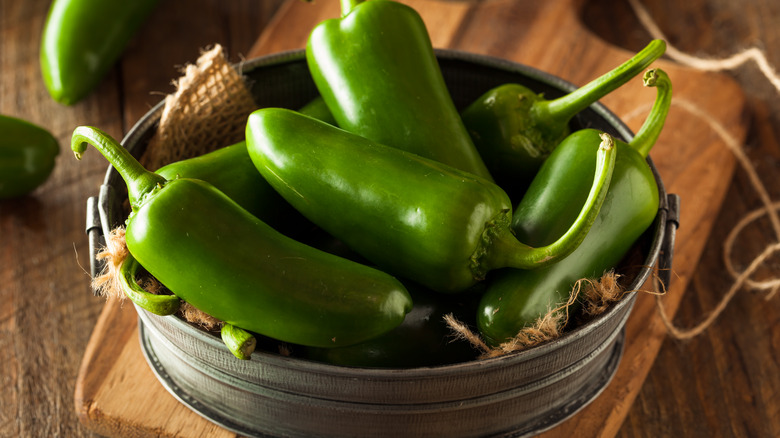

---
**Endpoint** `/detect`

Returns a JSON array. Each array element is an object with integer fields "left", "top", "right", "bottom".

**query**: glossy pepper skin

[
  {"left": 121, "top": 99, "right": 343, "bottom": 319},
  {"left": 71, "top": 127, "right": 412, "bottom": 348},
  {"left": 154, "top": 98, "right": 337, "bottom": 234},
  {"left": 306, "top": 0, "right": 493, "bottom": 181},
  {"left": 246, "top": 108, "right": 616, "bottom": 294},
  {"left": 40, "top": 0, "right": 159, "bottom": 105},
  {"left": 298, "top": 96, "right": 338, "bottom": 126},
  {"left": 154, "top": 141, "right": 312, "bottom": 238},
  {"left": 461, "top": 39, "right": 666, "bottom": 198},
  {"left": 0, "top": 115, "right": 59, "bottom": 198},
  {"left": 125, "top": 99, "right": 348, "bottom": 358},
  {"left": 477, "top": 69, "right": 672, "bottom": 346}
]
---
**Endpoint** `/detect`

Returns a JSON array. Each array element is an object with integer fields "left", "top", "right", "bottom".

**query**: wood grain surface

[{"left": 1, "top": 0, "right": 778, "bottom": 437}]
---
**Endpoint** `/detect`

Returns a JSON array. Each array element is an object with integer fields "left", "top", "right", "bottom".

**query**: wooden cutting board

[{"left": 74, "top": 0, "right": 747, "bottom": 436}]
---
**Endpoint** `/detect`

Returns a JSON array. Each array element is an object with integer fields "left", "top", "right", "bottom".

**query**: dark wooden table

[{"left": 1, "top": 1, "right": 777, "bottom": 437}]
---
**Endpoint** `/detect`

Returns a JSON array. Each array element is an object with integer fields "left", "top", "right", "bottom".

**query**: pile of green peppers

[{"left": 74, "top": 0, "right": 672, "bottom": 365}]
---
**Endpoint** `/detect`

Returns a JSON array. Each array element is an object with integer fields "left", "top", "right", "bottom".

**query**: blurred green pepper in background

[
  {"left": 0, "top": 115, "right": 59, "bottom": 198},
  {"left": 40, "top": 0, "right": 159, "bottom": 105}
]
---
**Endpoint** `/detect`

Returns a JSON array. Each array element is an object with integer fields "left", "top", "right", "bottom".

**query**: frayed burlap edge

[
  {"left": 140, "top": 44, "right": 257, "bottom": 171},
  {"left": 580, "top": 271, "right": 626, "bottom": 316},
  {"left": 446, "top": 271, "right": 628, "bottom": 359},
  {"left": 92, "top": 227, "right": 130, "bottom": 300}
]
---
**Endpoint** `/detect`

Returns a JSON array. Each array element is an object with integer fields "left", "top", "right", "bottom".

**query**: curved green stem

[
  {"left": 71, "top": 126, "right": 166, "bottom": 210},
  {"left": 479, "top": 133, "right": 617, "bottom": 272},
  {"left": 221, "top": 323, "right": 257, "bottom": 360},
  {"left": 537, "top": 39, "right": 667, "bottom": 126},
  {"left": 340, "top": 0, "right": 365, "bottom": 16},
  {"left": 630, "top": 68, "right": 673, "bottom": 158},
  {"left": 119, "top": 254, "right": 181, "bottom": 316}
]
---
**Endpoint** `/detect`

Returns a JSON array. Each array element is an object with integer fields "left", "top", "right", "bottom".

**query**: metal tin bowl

[{"left": 85, "top": 50, "right": 679, "bottom": 438}]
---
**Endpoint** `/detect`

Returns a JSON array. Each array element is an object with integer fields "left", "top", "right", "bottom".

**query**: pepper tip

[
  {"left": 643, "top": 69, "right": 659, "bottom": 87},
  {"left": 598, "top": 133, "right": 615, "bottom": 150}
]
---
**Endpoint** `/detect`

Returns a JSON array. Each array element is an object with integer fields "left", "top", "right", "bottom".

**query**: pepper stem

[
  {"left": 630, "top": 68, "right": 673, "bottom": 158},
  {"left": 340, "top": 0, "right": 365, "bottom": 17},
  {"left": 221, "top": 323, "right": 257, "bottom": 360},
  {"left": 72, "top": 126, "right": 166, "bottom": 210},
  {"left": 478, "top": 134, "right": 617, "bottom": 273},
  {"left": 536, "top": 39, "right": 667, "bottom": 127},
  {"left": 119, "top": 255, "right": 181, "bottom": 316}
]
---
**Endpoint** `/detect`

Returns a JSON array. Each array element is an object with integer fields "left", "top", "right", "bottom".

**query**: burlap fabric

[{"left": 140, "top": 44, "right": 257, "bottom": 170}]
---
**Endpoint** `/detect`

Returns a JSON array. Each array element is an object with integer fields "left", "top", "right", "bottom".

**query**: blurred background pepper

[
  {"left": 0, "top": 115, "right": 59, "bottom": 198},
  {"left": 39, "top": 0, "right": 159, "bottom": 105}
]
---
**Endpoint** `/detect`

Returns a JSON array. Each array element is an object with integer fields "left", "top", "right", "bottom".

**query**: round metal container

[{"left": 86, "top": 50, "right": 679, "bottom": 438}]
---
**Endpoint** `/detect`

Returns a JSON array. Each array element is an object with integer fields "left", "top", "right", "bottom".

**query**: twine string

[
  {"left": 626, "top": 0, "right": 780, "bottom": 338},
  {"left": 628, "top": 0, "right": 780, "bottom": 92},
  {"left": 655, "top": 242, "right": 780, "bottom": 340},
  {"left": 724, "top": 201, "right": 780, "bottom": 296}
]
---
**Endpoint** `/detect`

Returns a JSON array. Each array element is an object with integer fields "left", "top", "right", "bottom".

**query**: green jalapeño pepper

[
  {"left": 246, "top": 108, "right": 617, "bottom": 294},
  {"left": 40, "top": 0, "right": 159, "bottom": 105},
  {"left": 154, "top": 97, "right": 337, "bottom": 232},
  {"left": 72, "top": 126, "right": 412, "bottom": 348},
  {"left": 155, "top": 142, "right": 275, "bottom": 217},
  {"left": 461, "top": 39, "right": 666, "bottom": 197},
  {"left": 298, "top": 96, "right": 338, "bottom": 126},
  {"left": 122, "top": 94, "right": 352, "bottom": 320},
  {"left": 118, "top": 253, "right": 181, "bottom": 316},
  {"left": 306, "top": 0, "right": 493, "bottom": 181},
  {"left": 0, "top": 115, "right": 59, "bottom": 198},
  {"left": 154, "top": 141, "right": 313, "bottom": 239},
  {"left": 477, "top": 69, "right": 672, "bottom": 346}
]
